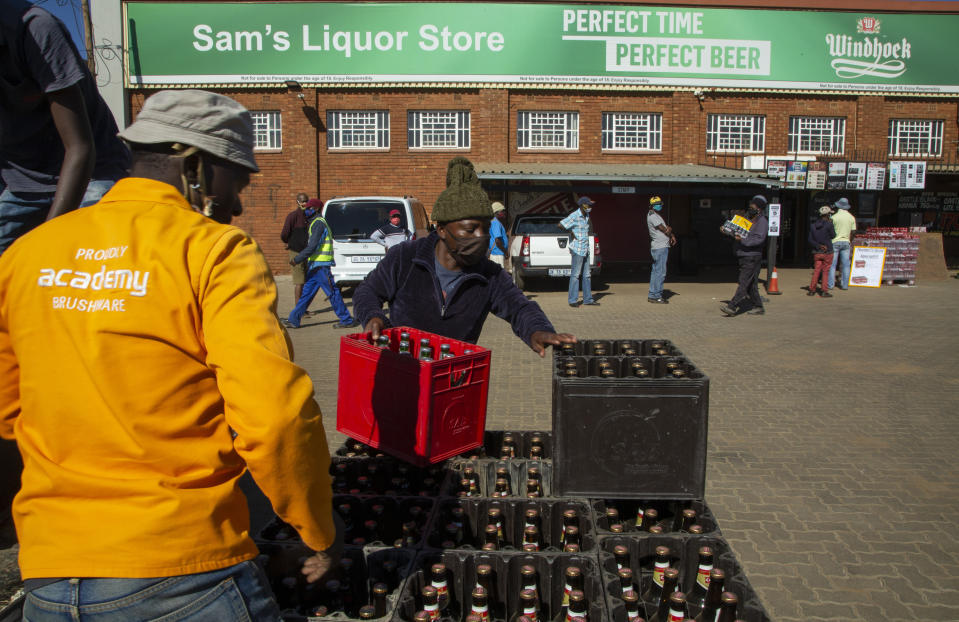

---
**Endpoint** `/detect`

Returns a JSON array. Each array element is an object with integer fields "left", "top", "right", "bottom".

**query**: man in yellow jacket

[{"left": 0, "top": 90, "right": 339, "bottom": 620}]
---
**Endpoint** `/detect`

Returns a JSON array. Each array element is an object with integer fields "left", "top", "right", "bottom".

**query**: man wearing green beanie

[{"left": 353, "top": 157, "right": 576, "bottom": 355}]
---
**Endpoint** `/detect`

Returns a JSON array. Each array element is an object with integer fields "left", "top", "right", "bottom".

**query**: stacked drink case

[
  {"left": 244, "top": 338, "right": 767, "bottom": 620},
  {"left": 250, "top": 435, "right": 768, "bottom": 621}
]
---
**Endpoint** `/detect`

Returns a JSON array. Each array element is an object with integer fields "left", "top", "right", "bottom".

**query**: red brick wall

[{"left": 127, "top": 88, "right": 959, "bottom": 272}]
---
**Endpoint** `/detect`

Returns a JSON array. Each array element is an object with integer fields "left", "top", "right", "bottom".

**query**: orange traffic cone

[{"left": 767, "top": 269, "right": 782, "bottom": 295}]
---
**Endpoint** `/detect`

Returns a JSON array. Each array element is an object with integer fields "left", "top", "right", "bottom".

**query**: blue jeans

[
  {"left": 23, "top": 560, "right": 281, "bottom": 621},
  {"left": 0, "top": 179, "right": 118, "bottom": 255},
  {"left": 288, "top": 264, "right": 353, "bottom": 326},
  {"left": 829, "top": 241, "right": 851, "bottom": 289},
  {"left": 568, "top": 252, "right": 593, "bottom": 304},
  {"left": 649, "top": 246, "right": 669, "bottom": 299}
]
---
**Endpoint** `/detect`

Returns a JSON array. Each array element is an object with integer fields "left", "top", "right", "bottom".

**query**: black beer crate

[
  {"left": 257, "top": 496, "right": 434, "bottom": 550},
  {"left": 255, "top": 542, "right": 413, "bottom": 621},
  {"left": 451, "top": 430, "right": 552, "bottom": 461},
  {"left": 448, "top": 458, "right": 553, "bottom": 498},
  {"left": 396, "top": 550, "right": 607, "bottom": 622},
  {"left": 598, "top": 535, "right": 772, "bottom": 622},
  {"left": 591, "top": 498, "right": 721, "bottom": 537},
  {"left": 328, "top": 456, "right": 452, "bottom": 497},
  {"left": 552, "top": 349, "right": 709, "bottom": 499},
  {"left": 426, "top": 497, "right": 594, "bottom": 553}
]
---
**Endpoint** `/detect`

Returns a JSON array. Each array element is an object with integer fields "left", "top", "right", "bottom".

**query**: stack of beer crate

[{"left": 238, "top": 334, "right": 771, "bottom": 621}]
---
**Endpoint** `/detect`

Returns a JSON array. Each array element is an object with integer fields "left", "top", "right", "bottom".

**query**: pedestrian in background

[
  {"left": 0, "top": 89, "right": 340, "bottom": 620},
  {"left": 808, "top": 205, "right": 836, "bottom": 297},
  {"left": 371, "top": 208, "right": 412, "bottom": 250},
  {"left": 646, "top": 195, "right": 676, "bottom": 304},
  {"left": 719, "top": 195, "right": 769, "bottom": 316},
  {"left": 286, "top": 202, "right": 357, "bottom": 329},
  {"left": 0, "top": 0, "right": 130, "bottom": 255},
  {"left": 280, "top": 192, "right": 311, "bottom": 305},
  {"left": 829, "top": 197, "right": 857, "bottom": 290},
  {"left": 560, "top": 196, "right": 599, "bottom": 307},
  {"left": 488, "top": 201, "right": 508, "bottom": 268}
]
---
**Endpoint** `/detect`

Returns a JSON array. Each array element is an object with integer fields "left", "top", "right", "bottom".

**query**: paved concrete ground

[
  {"left": 3, "top": 267, "right": 958, "bottom": 620},
  {"left": 276, "top": 267, "right": 959, "bottom": 622}
]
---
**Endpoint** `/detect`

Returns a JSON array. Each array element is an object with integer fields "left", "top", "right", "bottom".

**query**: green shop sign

[{"left": 124, "top": 2, "right": 959, "bottom": 93}]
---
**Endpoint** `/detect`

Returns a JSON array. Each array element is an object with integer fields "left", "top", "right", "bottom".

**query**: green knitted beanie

[{"left": 432, "top": 156, "right": 493, "bottom": 223}]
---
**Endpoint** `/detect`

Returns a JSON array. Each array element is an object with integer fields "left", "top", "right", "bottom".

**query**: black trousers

[{"left": 730, "top": 255, "right": 763, "bottom": 311}]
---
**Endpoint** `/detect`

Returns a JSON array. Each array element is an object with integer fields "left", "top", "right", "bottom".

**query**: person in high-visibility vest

[{"left": 286, "top": 200, "right": 357, "bottom": 329}]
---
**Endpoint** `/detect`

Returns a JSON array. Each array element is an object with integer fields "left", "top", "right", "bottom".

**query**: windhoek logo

[{"left": 825, "top": 16, "right": 910, "bottom": 79}]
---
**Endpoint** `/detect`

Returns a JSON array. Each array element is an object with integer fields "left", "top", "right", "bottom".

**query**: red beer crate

[{"left": 336, "top": 327, "right": 491, "bottom": 466}]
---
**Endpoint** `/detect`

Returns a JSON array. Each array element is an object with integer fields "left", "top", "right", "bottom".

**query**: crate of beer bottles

[
  {"left": 337, "top": 327, "right": 491, "bottom": 466},
  {"left": 397, "top": 550, "right": 607, "bottom": 622},
  {"left": 552, "top": 343, "right": 709, "bottom": 499}
]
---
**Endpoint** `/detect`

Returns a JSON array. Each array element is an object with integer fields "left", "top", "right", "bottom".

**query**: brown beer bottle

[
  {"left": 563, "top": 589, "right": 588, "bottom": 621},
  {"left": 688, "top": 524, "right": 704, "bottom": 535},
  {"left": 528, "top": 434, "right": 546, "bottom": 458},
  {"left": 488, "top": 508, "right": 504, "bottom": 540},
  {"left": 526, "top": 479, "right": 541, "bottom": 498},
  {"left": 560, "top": 509, "right": 578, "bottom": 545},
  {"left": 613, "top": 544, "right": 630, "bottom": 571},
  {"left": 413, "top": 611, "right": 431, "bottom": 622},
  {"left": 482, "top": 524, "right": 499, "bottom": 551},
  {"left": 511, "top": 588, "right": 539, "bottom": 622},
  {"left": 561, "top": 565, "right": 585, "bottom": 613},
  {"left": 716, "top": 592, "right": 738, "bottom": 622},
  {"left": 641, "top": 547, "right": 671, "bottom": 603},
  {"left": 677, "top": 508, "right": 698, "bottom": 532},
  {"left": 687, "top": 547, "right": 714, "bottom": 612},
  {"left": 639, "top": 508, "right": 659, "bottom": 532},
  {"left": 523, "top": 525, "right": 541, "bottom": 551},
  {"left": 693, "top": 568, "right": 725, "bottom": 622},
  {"left": 358, "top": 604, "right": 377, "bottom": 619},
  {"left": 623, "top": 590, "right": 644, "bottom": 621},
  {"left": 618, "top": 567, "right": 636, "bottom": 598},
  {"left": 563, "top": 542, "right": 581, "bottom": 553},
  {"left": 372, "top": 582, "right": 389, "bottom": 617},
  {"left": 563, "top": 525, "right": 581, "bottom": 550},
  {"left": 520, "top": 564, "right": 539, "bottom": 600},
  {"left": 421, "top": 585, "right": 440, "bottom": 621},
  {"left": 501, "top": 433, "right": 518, "bottom": 458},
  {"left": 494, "top": 477, "right": 511, "bottom": 497},
  {"left": 647, "top": 570, "right": 680, "bottom": 622},
  {"left": 470, "top": 586, "right": 491, "bottom": 621},
  {"left": 430, "top": 563, "right": 452, "bottom": 614}
]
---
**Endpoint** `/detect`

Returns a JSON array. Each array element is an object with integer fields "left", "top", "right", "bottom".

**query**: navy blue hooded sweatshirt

[{"left": 352, "top": 232, "right": 555, "bottom": 345}]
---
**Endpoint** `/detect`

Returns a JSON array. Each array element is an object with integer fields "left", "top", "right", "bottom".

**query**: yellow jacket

[{"left": 0, "top": 178, "right": 335, "bottom": 578}]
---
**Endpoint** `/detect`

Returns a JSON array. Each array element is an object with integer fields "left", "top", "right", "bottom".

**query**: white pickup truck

[{"left": 508, "top": 214, "right": 601, "bottom": 290}]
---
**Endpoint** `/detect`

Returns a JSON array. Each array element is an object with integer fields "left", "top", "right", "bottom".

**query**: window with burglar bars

[
  {"left": 408, "top": 111, "right": 470, "bottom": 149},
  {"left": 888, "top": 119, "right": 944, "bottom": 157},
  {"left": 706, "top": 114, "right": 765, "bottom": 153},
  {"left": 250, "top": 111, "right": 281, "bottom": 150},
  {"left": 602, "top": 113, "right": 662, "bottom": 151},
  {"left": 517, "top": 111, "right": 579, "bottom": 150},
  {"left": 327, "top": 111, "right": 390, "bottom": 149},
  {"left": 788, "top": 117, "right": 846, "bottom": 155}
]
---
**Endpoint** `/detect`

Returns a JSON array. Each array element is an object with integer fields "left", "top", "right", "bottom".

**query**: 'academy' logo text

[
  {"left": 38, "top": 265, "right": 149, "bottom": 297},
  {"left": 825, "top": 17, "right": 910, "bottom": 80}
]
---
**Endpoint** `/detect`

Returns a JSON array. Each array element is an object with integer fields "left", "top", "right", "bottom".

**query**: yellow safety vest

[{"left": 307, "top": 215, "right": 334, "bottom": 263}]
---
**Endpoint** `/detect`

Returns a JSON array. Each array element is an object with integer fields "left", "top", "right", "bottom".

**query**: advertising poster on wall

[
  {"left": 827, "top": 162, "right": 847, "bottom": 190},
  {"left": 888, "top": 161, "right": 927, "bottom": 189},
  {"left": 805, "top": 162, "right": 827, "bottom": 190},
  {"left": 786, "top": 161, "right": 808, "bottom": 189},
  {"left": 767, "top": 203, "right": 781, "bottom": 236},
  {"left": 766, "top": 160, "right": 788, "bottom": 181},
  {"left": 865, "top": 163, "right": 886, "bottom": 190},
  {"left": 849, "top": 246, "right": 886, "bottom": 288},
  {"left": 846, "top": 162, "right": 867, "bottom": 190}
]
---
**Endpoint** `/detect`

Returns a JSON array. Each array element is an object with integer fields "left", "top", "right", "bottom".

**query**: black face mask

[
  {"left": 747, "top": 207, "right": 760, "bottom": 218},
  {"left": 445, "top": 234, "right": 491, "bottom": 266}
]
